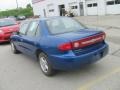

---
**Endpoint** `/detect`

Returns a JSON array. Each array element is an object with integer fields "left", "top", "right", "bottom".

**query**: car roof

[
  {"left": 23, "top": 16, "right": 68, "bottom": 22},
  {"left": 40, "top": 16, "right": 67, "bottom": 21}
]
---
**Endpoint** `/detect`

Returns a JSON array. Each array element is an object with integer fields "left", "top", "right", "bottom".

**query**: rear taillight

[
  {"left": 102, "top": 32, "right": 106, "bottom": 40},
  {"left": 58, "top": 32, "right": 106, "bottom": 51},
  {"left": 58, "top": 42, "right": 72, "bottom": 51}
]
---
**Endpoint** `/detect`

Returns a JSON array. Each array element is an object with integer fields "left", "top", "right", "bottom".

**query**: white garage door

[
  {"left": 86, "top": 1, "right": 98, "bottom": 15},
  {"left": 106, "top": 0, "right": 120, "bottom": 15}
]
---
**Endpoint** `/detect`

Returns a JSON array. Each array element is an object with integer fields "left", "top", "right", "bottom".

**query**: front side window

[
  {"left": 46, "top": 17, "right": 86, "bottom": 35},
  {"left": 26, "top": 21, "right": 38, "bottom": 37},
  {"left": 19, "top": 22, "right": 30, "bottom": 35}
]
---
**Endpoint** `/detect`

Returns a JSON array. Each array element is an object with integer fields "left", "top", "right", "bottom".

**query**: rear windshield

[
  {"left": 0, "top": 19, "right": 16, "bottom": 27},
  {"left": 46, "top": 17, "right": 86, "bottom": 35}
]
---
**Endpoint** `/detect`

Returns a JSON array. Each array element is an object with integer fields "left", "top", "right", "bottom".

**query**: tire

[
  {"left": 10, "top": 41, "right": 20, "bottom": 54},
  {"left": 38, "top": 52, "right": 55, "bottom": 76}
]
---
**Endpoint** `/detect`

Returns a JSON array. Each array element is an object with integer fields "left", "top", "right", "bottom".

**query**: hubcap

[{"left": 39, "top": 56, "right": 49, "bottom": 73}]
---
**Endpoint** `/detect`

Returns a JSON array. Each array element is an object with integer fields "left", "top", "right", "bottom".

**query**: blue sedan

[{"left": 10, "top": 17, "right": 109, "bottom": 76}]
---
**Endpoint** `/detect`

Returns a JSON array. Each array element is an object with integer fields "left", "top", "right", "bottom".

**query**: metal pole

[{"left": 16, "top": 0, "right": 19, "bottom": 9}]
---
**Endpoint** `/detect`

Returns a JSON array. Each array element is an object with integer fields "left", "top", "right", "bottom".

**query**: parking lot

[{"left": 0, "top": 16, "right": 120, "bottom": 90}]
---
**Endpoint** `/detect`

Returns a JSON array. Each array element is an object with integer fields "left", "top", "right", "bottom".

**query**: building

[{"left": 32, "top": 0, "right": 120, "bottom": 17}]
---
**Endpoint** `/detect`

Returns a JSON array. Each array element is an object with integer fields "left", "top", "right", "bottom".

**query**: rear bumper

[
  {"left": 48, "top": 43, "right": 109, "bottom": 70},
  {"left": 0, "top": 40, "right": 9, "bottom": 43}
]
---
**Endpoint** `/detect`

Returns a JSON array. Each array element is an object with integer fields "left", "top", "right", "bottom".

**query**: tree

[
  {"left": 26, "top": 4, "right": 32, "bottom": 8},
  {"left": 0, "top": 5, "right": 33, "bottom": 18}
]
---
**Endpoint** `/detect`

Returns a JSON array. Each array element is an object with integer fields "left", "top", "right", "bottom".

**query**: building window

[
  {"left": 49, "top": 9, "right": 54, "bottom": 12},
  {"left": 71, "top": 6, "right": 78, "bottom": 9},
  {"left": 107, "top": 0, "right": 120, "bottom": 5},
  {"left": 107, "top": 1, "right": 115, "bottom": 5},
  {"left": 87, "top": 4, "right": 92, "bottom": 7},
  {"left": 75, "top": 6, "right": 78, "bottom": 9},
  {"left": 115, "top": 0, "right": 120, "bottom": 4},
  {"left": 71, "top": 6, "right": 74, "bottom": 9},
  {"left": 93, "top": 3, "right": 98, "bottom": 7}
]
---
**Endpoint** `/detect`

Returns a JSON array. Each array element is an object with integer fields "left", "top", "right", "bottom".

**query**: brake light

[
  {"left": 73, "top": 42, "right": 80, "bottom": 48},
  {"left": 58, "top": 42, "right": 72, "bottom": 51},
  {"left": 58, "top": 32, "right": 106, "bottom": 51},
  {"left": 72, "top": 32, "right": 106, "bottom": 49}
]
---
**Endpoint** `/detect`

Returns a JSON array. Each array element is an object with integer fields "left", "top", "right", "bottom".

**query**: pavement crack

[{"left": 111, "top": 49, "right": 120, "bottom": 57}]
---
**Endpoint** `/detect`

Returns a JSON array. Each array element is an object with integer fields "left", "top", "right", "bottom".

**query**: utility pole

[{"left": 16, "top": 0, "right": 19, "bottom": 9}]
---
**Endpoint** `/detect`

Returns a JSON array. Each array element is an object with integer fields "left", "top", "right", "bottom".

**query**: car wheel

[
  {"left": 39, "top": 53, "right": 55, "bottom": 76},
  {"left": 11, "top": 42, "right": 19, "bottom": 54}
]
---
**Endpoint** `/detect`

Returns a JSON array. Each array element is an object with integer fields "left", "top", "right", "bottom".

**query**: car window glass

[
  {"left": 19, "top": 22, "right": 29, "bottom": 35},
  {"left": 46, "top": 17, "right": 86, "bottom": 35},
  {"left": 26, "top": 21, "right": 38, "bottom": 37}
]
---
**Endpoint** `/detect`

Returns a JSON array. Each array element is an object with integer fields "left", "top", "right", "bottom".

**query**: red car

[{"left": 0, "top": 18, "right": 19, "bottom": 43}]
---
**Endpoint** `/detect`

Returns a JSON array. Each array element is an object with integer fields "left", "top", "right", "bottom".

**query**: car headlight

[{"left": 0, "top": 30, "right": 4, "bottom": 34}]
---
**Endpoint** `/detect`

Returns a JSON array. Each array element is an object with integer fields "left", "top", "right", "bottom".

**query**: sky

[{"left": 0, "top": 0, "right": 32, "bottom": 11}]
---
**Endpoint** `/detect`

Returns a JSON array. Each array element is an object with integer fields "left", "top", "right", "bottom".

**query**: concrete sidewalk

[{"left": 75, "top": 15, "right": 120, "bottom": 29}]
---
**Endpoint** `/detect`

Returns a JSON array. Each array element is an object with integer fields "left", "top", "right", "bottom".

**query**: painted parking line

[{"left": 78, "top": 67, "right": 120, "bottom": 90}]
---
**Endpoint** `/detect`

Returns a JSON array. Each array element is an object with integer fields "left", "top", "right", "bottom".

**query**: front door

[{"left": 79, "top": 2, "right": 84, "bottom": 16}]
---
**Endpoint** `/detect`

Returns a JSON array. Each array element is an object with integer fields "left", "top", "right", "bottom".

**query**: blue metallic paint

[{"left": 11, "top": 17, "right": 109, "bottom": 71}]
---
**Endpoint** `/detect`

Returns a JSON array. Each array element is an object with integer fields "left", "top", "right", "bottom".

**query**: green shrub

[{"left": 0, "top": 4, "right": 33, "bottom": 18}]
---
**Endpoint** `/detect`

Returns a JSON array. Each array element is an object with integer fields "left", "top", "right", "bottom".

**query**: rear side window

[
  {"left": 26, "top": 21, "right": 39, "bottom": 37},
  {"left": 19, "top": 22, "right": 30, "bottom": 35}
]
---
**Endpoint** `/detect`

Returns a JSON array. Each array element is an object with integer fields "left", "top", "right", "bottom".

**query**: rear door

[{"left": 20, "top": 20, "right": 40, "bottom": 56}]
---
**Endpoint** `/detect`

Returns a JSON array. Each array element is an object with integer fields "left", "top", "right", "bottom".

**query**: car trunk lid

[
  {"left": 56, "top": 29, "right": 104, "bottom": 42},
  {"left": 57, "top": 29, "right": 105, "bottom": 52}
]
